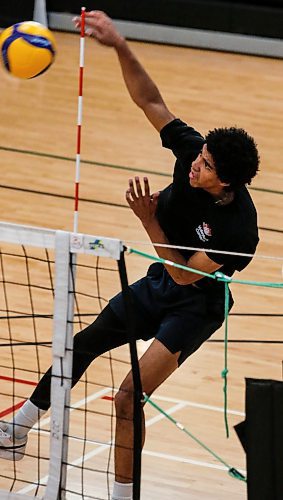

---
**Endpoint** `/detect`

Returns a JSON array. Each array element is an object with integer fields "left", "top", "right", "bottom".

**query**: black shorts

[
  {"left": 110, "top": 263, "right": 233, "bottom": 365},
  {"left": 30, "top": 264, "right": 233, "bottom": 410}
]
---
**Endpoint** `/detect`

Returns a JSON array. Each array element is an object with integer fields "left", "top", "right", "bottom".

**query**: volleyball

[{"left": 0, "top": 21, "right": 56, "bottom": 79}]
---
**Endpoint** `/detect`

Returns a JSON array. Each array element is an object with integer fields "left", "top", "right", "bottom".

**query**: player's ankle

[{"left": 12, "top": 399, "right": 47, "bottom": 438}]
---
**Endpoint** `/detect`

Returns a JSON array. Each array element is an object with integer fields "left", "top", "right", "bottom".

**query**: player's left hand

[{"left": 126, "top": 177, "right": 160, "bottom": 228}]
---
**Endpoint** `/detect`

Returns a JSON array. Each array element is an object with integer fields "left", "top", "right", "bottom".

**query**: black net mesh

[{"left": 0, "top": 243, "right": 134, "bottom": 499}]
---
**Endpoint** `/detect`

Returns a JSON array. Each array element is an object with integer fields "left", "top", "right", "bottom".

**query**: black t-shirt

[{"left": 157, "top": 118, "right": 259, "bottom": 286}]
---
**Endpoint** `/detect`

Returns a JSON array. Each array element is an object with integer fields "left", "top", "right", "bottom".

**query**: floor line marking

[
  {"left": 153, "top": 394, "right": 245, "bottom": 416},
  {"left": 145, "top": 402, "right": 187, "bottom": 427},
  {"left": 0, "top": 400, "right": 25, "bottom": 419},
  {"left": 0, "top": 375, "right": 37, "bottom": 386},
  {"left": 143, "top": 449, "right": 246, "bottom": 475}
]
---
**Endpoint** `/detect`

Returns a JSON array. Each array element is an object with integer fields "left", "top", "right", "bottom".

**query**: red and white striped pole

[{"left": 74, "top": 6, "right": 86, "bottom": 233}]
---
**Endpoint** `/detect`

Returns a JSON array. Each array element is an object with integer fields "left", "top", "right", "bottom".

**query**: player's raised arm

[{"left": 73, "top": 10, "right": 175, "bottom": 131}]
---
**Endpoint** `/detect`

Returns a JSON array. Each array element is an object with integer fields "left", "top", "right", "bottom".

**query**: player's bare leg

[{"left": 114, "top": 338, "right": 180, "bottom": 484}]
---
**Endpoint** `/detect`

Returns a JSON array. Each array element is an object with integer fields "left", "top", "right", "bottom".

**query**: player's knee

[{"left": 115, "top": 385, "right": 134, "bottom": 420}]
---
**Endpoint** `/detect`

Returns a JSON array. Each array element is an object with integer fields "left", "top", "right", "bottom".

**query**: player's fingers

[
  {"left": 85, "top": 10, "right": 104, "bottom": 17},
  {"left": 84, "top": 11, "right": 97, "bottom": 18},
  {"left": 135, "top": 177, "right": 143, "bottom": 197},
  {"left": 144, "top": 177, "right": 150, "bottom": 197},
  {"left": 125, "top": 189, "right": 133, "bottom": 205},
  {"left": 72, "top": 16, "right": 94, "bottom": 31},
  {"left": 73, "top": 10, "right": 103, "bottom": 21},
  {"left": 86, "top": 28, "right": 98, "bottom": 37},
  {"left": 128, "top": 179, "right": 137, "bottom": 200},
  {"left": 72, "top": 17, "right": 81, "bottom": 28},
  {"left": 85, "top": 11, "right": 108, "bottom": 24}
]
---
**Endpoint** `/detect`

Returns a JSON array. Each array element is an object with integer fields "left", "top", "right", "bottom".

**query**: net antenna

[{"left": 74, "top": 6, "right": 86, "bottom": 233}]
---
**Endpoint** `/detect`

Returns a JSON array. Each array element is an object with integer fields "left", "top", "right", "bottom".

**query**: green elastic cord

[
  {"left": 228, "top": 468, "right": 247, "bottom": 482},
  {"left": 127, "top": 248, "right": 214, "bottom": 279},
  {"left": 143, "top": 394, "right": 246, "bottom": 483},
  {"left": 127, "top": 248, "right": 283, "bottom": 290},
  {"left": 214, "top": 272, "right": 283, "bottom": 288}
]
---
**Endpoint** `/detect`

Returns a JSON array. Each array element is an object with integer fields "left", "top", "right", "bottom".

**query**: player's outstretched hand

[
  {"left": 126, "top": 177, "right": 160, "bottom": 228},
  {"left": 73, "top": 10, "right": 123, "bottom": 48}
]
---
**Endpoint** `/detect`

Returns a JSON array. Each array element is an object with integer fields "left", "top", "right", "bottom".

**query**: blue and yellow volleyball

[{"left": 0, "top": 21, "right": 56, "bottom": 79}]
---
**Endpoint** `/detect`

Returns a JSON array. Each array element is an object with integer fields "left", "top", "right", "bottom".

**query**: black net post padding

[
  {"left": 118, "top": 249, "right": 142, "bottom": 500},
  {"left": 235, "top": 378, "right": 283, "bottom": 500},
  {"left": 246, "top": 379, "right": 275, "bottom": 499},
  {"left": 273, "top": 382, "right": 283, "bottom": 497}
]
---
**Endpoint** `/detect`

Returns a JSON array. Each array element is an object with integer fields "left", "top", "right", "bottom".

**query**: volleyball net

[
  {"left": 0, "top": 221, "right": 283, "bottom": 500},
  {"left": 0, "top": 221, "right": 142, "bottom": 500}
]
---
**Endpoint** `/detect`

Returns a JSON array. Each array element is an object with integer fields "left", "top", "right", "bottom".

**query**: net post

[
  {"left": 45, "top": 230, "right": 75, "bottom": 500},
  {"left": 118, "top": 249, "right": 142, "bottom": 500}
]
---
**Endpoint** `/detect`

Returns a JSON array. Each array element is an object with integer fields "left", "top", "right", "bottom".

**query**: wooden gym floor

[{"left": 0, "top": 30, "right": 282, "bottom": 499}]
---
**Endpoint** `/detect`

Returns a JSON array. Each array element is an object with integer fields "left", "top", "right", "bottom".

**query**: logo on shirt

[{"left": 195, "top": 222, "right": 212, "bottom": 242}]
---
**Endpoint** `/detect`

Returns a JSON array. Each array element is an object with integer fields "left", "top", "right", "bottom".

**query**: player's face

[{"left": 189, "top": 144, "right": 228, "bottom": 195}]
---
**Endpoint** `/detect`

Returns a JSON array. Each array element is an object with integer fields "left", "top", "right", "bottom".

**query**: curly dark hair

[{"left": 205, "top": 127, "right": 260, "bottom": 189}]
